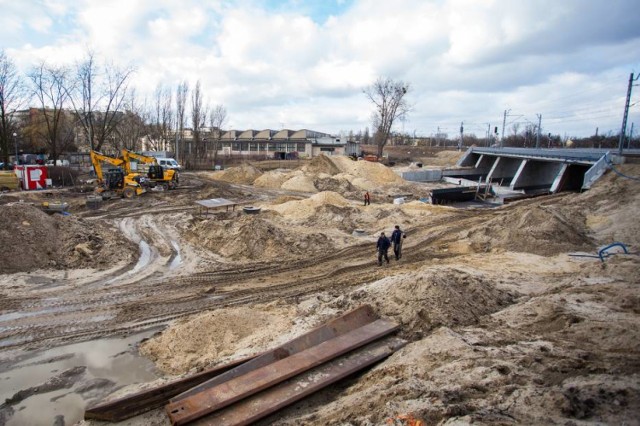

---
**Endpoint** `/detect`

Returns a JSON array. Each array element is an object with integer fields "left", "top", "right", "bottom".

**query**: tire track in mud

[{"left": 0, "top": 208, "right": 483, "bottom": 351}]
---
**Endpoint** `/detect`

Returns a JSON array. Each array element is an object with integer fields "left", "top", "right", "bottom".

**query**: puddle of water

[
  {"left": 132, "top": 240, "right": 152, "bottom": 274},
  {"left": 169, "top": 240, "right": 182, "bottom": 270},
  {"left": 0, "top": 329, "right": 160, "bottom": 426},
  {"left": 7, "top": 390, "right": 85, "bottom": 426}
]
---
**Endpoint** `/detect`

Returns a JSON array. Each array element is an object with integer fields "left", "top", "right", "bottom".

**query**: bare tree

[
  {"left": 68, "top": 51, "right": 133, "bottom": 152},
  {"left": 114, "top": 89, "right": 147, "bottom": 151},
  {"left": 363, "top": 77, "right": 410, "bottom": 157},
  {"left": 0, "top": 50, "right": 28, "bottom": 168},
  {"left": 190, "top": 80, "right": 208, "bottom": 160},
  {"left": 152, "top": 83, "right": 173, "bottom": 151},
  {"left": 208, "top": 104, "right": 227, "bottom": 164},
  {"left": 175, "top": 81, "right": 188, "bottom": 162},
  {"left": 28, "top": 63, "right": 73, "bottom": 162}
]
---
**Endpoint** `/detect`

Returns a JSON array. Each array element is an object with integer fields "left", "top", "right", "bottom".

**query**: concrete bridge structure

[{"left": 402, "top": 148, "right": 638, "bottom": 194}]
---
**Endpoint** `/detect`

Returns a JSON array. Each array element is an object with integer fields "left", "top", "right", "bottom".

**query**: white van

[{"left": 157, "top": 158, "right": 182, "bottom": 170}]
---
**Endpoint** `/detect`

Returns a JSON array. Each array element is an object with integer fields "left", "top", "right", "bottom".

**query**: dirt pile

[
  {"left": 253, "top": 170, "right": 291, "bottom": 189},
  {"left": 140, "top": 303, "right": 300, "bottom": 374},
  {"left": 569, "top": 164, "right": 640, "bottom": 247},
  {"left": 255, "top": 155, "right": 405, "bottom": 194},
  {"left": 186, "top": 213, "right": 333, "bottom": 260},
  {"left": 418, "top": 150, "right": 465, "bottom": 167},
  {"left": 280, "top": 171, "right": 317, "bottom": 192},
  {"left": 0, "top": 203, "right": 137, "bottom": 273},
  {"left": 209, "top": 163, "right": 263, "bottom": 185},
  {"left": 301, "top": 154, "right": 342, "bottom": 175},
  {"left": 331, "top": 266, "right": 515, "bottom": 340},
  {"left": 467, "top": 204, "right": 593, "bottom": 256},
  {"left": 267, "top": 191, "right": 351, "bottom": 220}
]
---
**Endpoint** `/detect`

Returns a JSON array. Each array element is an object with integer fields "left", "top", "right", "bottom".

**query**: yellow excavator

[
  {"left": 90, "top": 150, "right": 146, "bottom": 199},
  {"left": 121, "top": 149, "right": 179, "bottom": 190}
]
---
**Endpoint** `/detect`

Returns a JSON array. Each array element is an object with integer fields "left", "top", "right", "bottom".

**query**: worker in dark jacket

[
  {"left": 390, "top": 225, "right": 405, "bottom": 260},
  {"left": 376, "top": 232, "right": 391, "bottom": 266}
]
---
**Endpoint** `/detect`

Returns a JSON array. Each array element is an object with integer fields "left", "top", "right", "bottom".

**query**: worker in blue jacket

[
  {"left": 376, "top": 232, "right": 391, "bottom": 266},
  {"left": 390, "top": 225, "right": 405, "bottom": 260}
]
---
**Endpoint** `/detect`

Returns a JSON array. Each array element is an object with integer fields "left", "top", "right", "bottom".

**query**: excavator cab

[
  {"left": 104, "top": 169, "right": 125, "bottom": 190},
  {"left": 147, "top": 165, "right": 165, "bottom": 181}
]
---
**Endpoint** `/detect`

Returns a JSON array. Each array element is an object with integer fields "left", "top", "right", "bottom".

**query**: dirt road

[{"left": 0, "top": 173, "right": 484, "bottom": 356}]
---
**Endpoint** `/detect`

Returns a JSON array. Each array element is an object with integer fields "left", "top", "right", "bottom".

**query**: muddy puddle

[{"left": 0, "top": 329, "right": 161, "bottom": 426}]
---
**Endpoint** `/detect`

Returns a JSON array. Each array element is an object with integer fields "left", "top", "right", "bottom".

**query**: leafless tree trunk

[
  {"left": 28, "top": 63, "right": 72, "bottom": 162},
  {"left": 0, "top": 50, "right": 28, "bottom": 168},
  {"left": 175, "top": 81, "right": 188, "bottom": 162},
  {"left": 363, "top": 77, "right": 410, "bottom": 158},
  {"left": 190, "top": 80, "right": 207, "bottom": 161},
  {"left": 152, "top": 84, "right": 173, "bottom": 151},
  {"left": 209, "top": 104, "right": 227, "bottom": 165},
  {"left": 68, "top": 51, "right": 133, "bottom": 152},
  {"left": 114, "top": 89, "right": 147, "bottom": 151}
]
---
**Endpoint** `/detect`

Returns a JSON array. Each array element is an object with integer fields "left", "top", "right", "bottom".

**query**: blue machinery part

[{"left": 598, "top": 242, "right": 629, "bottom": 262}]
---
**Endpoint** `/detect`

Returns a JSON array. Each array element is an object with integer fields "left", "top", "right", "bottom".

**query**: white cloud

[{"left": 2, "top": 0, "right": 640, "bottom": 137}]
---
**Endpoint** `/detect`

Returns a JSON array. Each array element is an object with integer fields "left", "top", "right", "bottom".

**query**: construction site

[{"left": 0, "top": 148, "right": 639, "bottom": 426}]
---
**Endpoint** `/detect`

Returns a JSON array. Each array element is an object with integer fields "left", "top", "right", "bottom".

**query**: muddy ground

[{"left": 0, "top": 153, "right": 639, "bottom": 425}]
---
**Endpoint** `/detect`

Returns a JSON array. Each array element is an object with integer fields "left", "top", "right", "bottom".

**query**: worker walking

[
  {"left": 364, "top": 191, "right": 371, "bottom": 206},
  {"left": 376, "top": 232, "right": 391, "bottom": 266},
  {"left": 391, "top": 225, "right": 405, "bottom": 260}
]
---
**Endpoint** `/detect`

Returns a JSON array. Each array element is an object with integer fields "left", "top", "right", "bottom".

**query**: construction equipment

[
  {"left": 121, "top": 149, "right": 179, "bottom": 190},
  {"left": 90, "top": 150, "right": 146, "bottom": 199}
]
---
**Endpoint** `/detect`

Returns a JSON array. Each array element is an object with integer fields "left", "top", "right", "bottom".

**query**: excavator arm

[
  {"left": 90, "top": 150, "right": 125, "bottom": 183},
  {"left": 121, "top": 149, "right": 158, "bottom": 174}
]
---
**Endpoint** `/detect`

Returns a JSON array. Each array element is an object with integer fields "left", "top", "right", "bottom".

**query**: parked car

[{"left": 46, "top": 159, "right": 70, "bottom": 166}]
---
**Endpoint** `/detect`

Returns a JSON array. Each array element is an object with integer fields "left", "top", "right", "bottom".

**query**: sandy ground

[{"left": 0, "top": 154, "right": 639, "bottom": 425}]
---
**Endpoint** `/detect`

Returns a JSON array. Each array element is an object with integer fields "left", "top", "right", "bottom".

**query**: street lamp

[{"left": 13, "top": 132, "right": 18, "bottom": 167}]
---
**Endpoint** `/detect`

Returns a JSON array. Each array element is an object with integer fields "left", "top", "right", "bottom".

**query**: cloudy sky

[{"left": 2, "top": 0, "right": 640, "bottom": 138}]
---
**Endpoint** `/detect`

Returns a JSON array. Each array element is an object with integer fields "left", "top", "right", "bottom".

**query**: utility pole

[
  {"left": 536, "top": 114, "right": 542, "bottom": 149},
  {"left": 628, "top": 122, "right": 635, "bottom": 149},
  {"left": 501, "top": 109, "right": 510, "bottom": 148},
  {"left": 619, "top": 72, "right": 639, "bottom": 155},
  {"left": 459, "top": 122, "right": 463, "bottom": 151},
  {"left": 486, "top": 123, "right": 491, "bottom": 147}
]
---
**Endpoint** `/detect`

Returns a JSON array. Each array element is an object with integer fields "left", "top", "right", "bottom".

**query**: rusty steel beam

[
  {"left": 171, "top": 304, "right": 379, "bottom": 403},
  {"left": 84, "top": 355, "right": 255, "bottom": 421},
  {"left": 192, "top": 336, "right": 407, "bottom": 426},
  {"left": 166, "top": 318, "right": 399, "bottom": 425}
]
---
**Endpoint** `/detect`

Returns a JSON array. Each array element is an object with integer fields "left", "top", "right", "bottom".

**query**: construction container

[
  {"left": 15, "top": 165, "right": 48, "bottom": 190},
  {"left": 0, "top": 171, "right": 19, "bottom": 191}
]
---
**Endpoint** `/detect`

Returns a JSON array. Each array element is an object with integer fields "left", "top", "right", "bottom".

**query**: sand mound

[
  {"left": 301, "top": 154, "right": 342, "bottom": 175},
  {"left": 332, "top": 266, "right": 514, "bottom": 340},
  {"left": 268, "top": 191, "right": 351, "bottom": 220},
  {"left": 0, "top": 204, "right": 137, "bottom": 273},
  {"left": 331, "top": 156, "right": 404, "bottom": 185},
  {"left": 253, "top": 170, "right": 290, "bottom": 189},
  {"left": 468, "top": 205, "right": 593, "bottom": 256},
  {"left": 280, "top": 171, "right": 317, "bottom": 192},
  {"left": 210, "top": 164, "right": 262, "bottom": 185},
  {"left": 187, "top": 214, "right": 333, "bottom": 260},
  {"left": 314, "top": 175, "right": 355, "bottom": 193},
  {"left": 140, "top": 303, "right": 300, "bottom": 374}
]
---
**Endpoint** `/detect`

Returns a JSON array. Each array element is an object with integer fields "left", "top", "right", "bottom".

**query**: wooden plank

[
  {"left": 192, "top": 336, "right": 407, "bottom": 426},
  {"left": 171, "top": 304, "right": 379, "bottom": 403},
  {"left": 166, "top": 318, "right": 399, "bottom": 426},
  {"left": 84, "top": 355, "right": 255, "bottom": 421}
]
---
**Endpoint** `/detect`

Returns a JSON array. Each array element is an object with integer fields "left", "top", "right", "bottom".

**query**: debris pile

[
  {"left": 0, "top": 203, "right": 137, "bottom": 273},
  {"left": 208, "top": 163, "right": 263, "bottom": 185}
]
